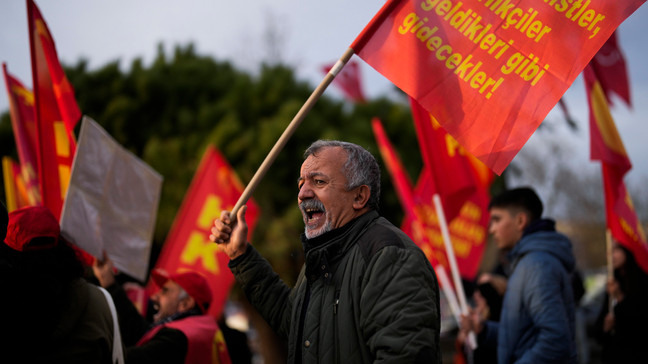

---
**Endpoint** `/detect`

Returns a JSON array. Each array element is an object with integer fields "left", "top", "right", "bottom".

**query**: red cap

[
  {"left": 4, "top": 206, "right": 60, "bottom": 252},
  {"left": 151, "top": 268, "right": 212, "bottom": 313}
]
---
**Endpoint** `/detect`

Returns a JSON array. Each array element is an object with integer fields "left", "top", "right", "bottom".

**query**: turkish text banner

[{"left": 352, "top": 0, "right": 645, "bottom": 174}]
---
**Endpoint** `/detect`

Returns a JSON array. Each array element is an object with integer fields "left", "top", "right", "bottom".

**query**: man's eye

[{"left": 315, "top": 179, "right": 325, "bottom": 185}]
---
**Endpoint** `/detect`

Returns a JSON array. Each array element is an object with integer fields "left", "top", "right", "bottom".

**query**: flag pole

[
  {"left": 228, "top": 47, "right": 355, "bottom": 220},
  {"left": 606, "top": 229, "right": 616, "bottom": 311},
  {"left": 435, "top": 265, "right": 462, "bottom": 323},
  {"left": 433, "top": 194, "right": 477, "bottom": 349}
]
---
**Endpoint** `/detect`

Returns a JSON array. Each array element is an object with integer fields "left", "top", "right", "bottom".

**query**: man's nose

[{"left": 298, "top": 183, "right": 313, "bottom": 201}]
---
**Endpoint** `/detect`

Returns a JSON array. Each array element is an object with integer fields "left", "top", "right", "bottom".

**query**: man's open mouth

[
  {"left": 305, "top": 207, "right": 324, "bottom": 222},
  {"left": 300, "top": 200, "right": 326, "bottom": 225}
]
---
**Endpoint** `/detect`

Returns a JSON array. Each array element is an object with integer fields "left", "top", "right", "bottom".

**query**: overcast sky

[{"left": 1, "top": 1, "right": 647, "bottom": 191}]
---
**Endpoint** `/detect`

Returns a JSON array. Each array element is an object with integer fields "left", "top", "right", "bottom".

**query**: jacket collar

[
  {"left": 522, "top": 218, "right": 555, "bottom": 237},
  {"left": 301, "top": 210, "right": 378, "bottom": 282}
]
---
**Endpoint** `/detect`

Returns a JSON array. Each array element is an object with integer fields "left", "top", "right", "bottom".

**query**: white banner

[{"left": 60, "top": 116, "right": 162, "bottom": 282}]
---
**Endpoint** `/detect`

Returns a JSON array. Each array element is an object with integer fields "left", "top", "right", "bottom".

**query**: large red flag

[
  {"left": 2, "top": 64, "right": 41, "bottom": 206},
  {"left": 321, "top": 59, "right": 367, "bottom": 103},
  {"left": 410, "top": 97, "right": 477, "bottom": 222},
  {"left": 150, "top": 146, "right": 260, "bottom": 318},
  {"left": 584, "top": 65, "right": 648, "bottom": 273},
  {"left": 589, "top": 31, "right": 631, "bottom": 108},
  {"left": 27, "top": 0, "right": 81, "bottom": 218},
  {"left": 351, "top": 0, "right": 644, "bottom": 174}
]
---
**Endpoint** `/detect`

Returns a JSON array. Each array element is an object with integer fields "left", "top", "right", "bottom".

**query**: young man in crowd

[{"left": 462, "top": 187, "right": 578, "bottom": 363}]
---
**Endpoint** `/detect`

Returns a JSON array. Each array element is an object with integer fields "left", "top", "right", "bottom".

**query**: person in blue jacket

[{"left": 462, "top": 187, "right": 578, "bottom": 364}]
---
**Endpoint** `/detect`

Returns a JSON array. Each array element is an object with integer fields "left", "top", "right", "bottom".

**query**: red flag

[
  {"left": 28, "top": 0, "right": 81, "bottom": 218},
  {"left": 402, "top": 168, "right": 490, "bottom": 280},
  {"left": 584, "top": 66, "right": 631, "bottom": 174},
  {"left": 370, "top": 119, "right": 442, "bottom": 269},
  {"left": 351, "top": 0, "right": 644, "bottom": 175},
  {"left": 600, "top": 164, "right": 648, "bottom": 273},
  {"left": 410, "top": 97, "right": 478, "bottom": 222},
  {"left": 2, "top": 157, "right": 33, "bottom": 212},
  {"left": 371, "top": 116, "right": 490, "bottom": 280},
  {"left": 2, "top": 64, "right": 41, "bottom": 206},
  {"left": 371, "top": 117, "right": 416, "bottom": 215},
  {"left": 466, "top": 151, "right": 495, "bottom": 190},
  {"left": 124, "top": 283, "right": 149, "bottom": 317},
  {"left": 150, "top": 146, "right": 260, "bottom": 318},
  {"left": 589, "top": 31, "right": 631, "bottom": 107},
  {"left": 321, "top": 59, "right": 367, "bottom": 103},
  {"left": 584, "top": 65, "right": 648, "bottom": 274}
]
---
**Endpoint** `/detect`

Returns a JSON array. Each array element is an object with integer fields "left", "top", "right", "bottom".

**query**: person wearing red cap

[
  {"left": 0, "top": 206, "right": 123, "bottom": 364},
  {"left": 93, "top": 256, "right": 231, "bottom": 364}
]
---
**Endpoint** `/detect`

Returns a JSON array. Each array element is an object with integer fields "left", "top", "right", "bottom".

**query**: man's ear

[
  {"left": 352, "top": 185, "right": 371, "bottom": 210},
  {"left": 178, "top": 296, "right": 196, "bottom": 313},
  {"left": 514, "top": 211, "right": 529, "bottom": 231}
]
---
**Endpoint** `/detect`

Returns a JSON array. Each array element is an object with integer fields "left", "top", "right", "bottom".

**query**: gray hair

[
  {"left": 178, "top": 287, "right": 189, "bottom": 301},
  {"left": 304, "top": 140, "right": 381, "bottom": 210}
]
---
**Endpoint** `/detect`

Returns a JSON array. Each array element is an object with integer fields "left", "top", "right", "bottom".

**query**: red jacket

[{"left": 137, "top": 315, "right": 231, "bottom": 364}]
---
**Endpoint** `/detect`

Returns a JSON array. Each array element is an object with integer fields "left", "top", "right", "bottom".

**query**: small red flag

[
  {"left": 410, "top": 97, "right": 477, "bottom": 222},
  {"left": 149, "top": 146, "right": 260, "bottom": 318},
  {"left": 371, "top": 117, "right": 416, "bottom": 215},
  {"left": 589, "top": 31, "right": 631, "bottom": 108},
  {"left": 350, "top": 0, "right": 644, "bottom": 174},
  {"left": 600, "top": 164, "right": 648, "bottom": 273},
  {"left": 585, "top": 65, "right": 648, "bottom": 274},
  {"left": 584, "top": 66, "right": 631, "bottom": 174},
  {"left": 3, "top": 64, "right": 41, "bottom": 206},
  {"left": 2, "top": 157, "right": 33, "bottom": 212},
  {"left": 401, "top": 168, "right": 491, "bottom": 281},
  {"left": 371, "top": 116, "right": 490, "bottom": 280},
  {"left": 28, "top": 0, "right": 81, "bottom": 218},
  {"left": 321, "top": 59, "right": 367, "bottom": 103}
]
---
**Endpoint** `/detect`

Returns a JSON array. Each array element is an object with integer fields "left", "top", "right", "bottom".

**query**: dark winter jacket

[
  {"left": 229, "top": 210, "right": 441, "bottom": 363},
  {"left": 481, "top": 219, "right": 578, "bottom": 364},
  {"left": 594, "top": 259, "right": 648, "bottom": 363},
  {"left": 9, "top": 279, "right": 118, "bottom": 364}
]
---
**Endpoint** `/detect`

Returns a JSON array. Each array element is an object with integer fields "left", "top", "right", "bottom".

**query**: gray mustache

[{"left": 299, "top": 199, "right": 326, "bottom": 214}]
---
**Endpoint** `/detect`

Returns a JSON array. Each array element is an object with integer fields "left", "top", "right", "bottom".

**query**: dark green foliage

[{"left": 0, "top": 43, "right": 424, "bottom": 282}]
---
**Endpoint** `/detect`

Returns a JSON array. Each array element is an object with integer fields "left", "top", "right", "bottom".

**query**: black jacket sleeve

[
  {"left": 229, "top": 245, "right": 294, "bottom": 339},
  {"left": 125, "top": 327, "right": 187, "bottom": 364},
  {"left": 106, "top": 283, "right": 151, "bottom": 346}
]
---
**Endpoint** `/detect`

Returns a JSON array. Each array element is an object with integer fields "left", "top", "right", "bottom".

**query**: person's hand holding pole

[
  {"left": 93, "top": 251, "right": 116, "bottom": 288},
  {"left": 210, "top": 205, "right": 249, "bottom": 260}
]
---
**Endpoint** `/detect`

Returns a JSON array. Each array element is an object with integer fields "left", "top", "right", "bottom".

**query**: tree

[{"left": 0, "top": 43, "right": 421, "bottom": 284}]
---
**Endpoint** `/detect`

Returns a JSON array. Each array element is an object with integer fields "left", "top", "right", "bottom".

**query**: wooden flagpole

[
  {"left": 606, "top": 229, "right": 616, "bottom": 311},
  {"left": 228, "top": 47, "right": 355, "bottom": 221}
]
